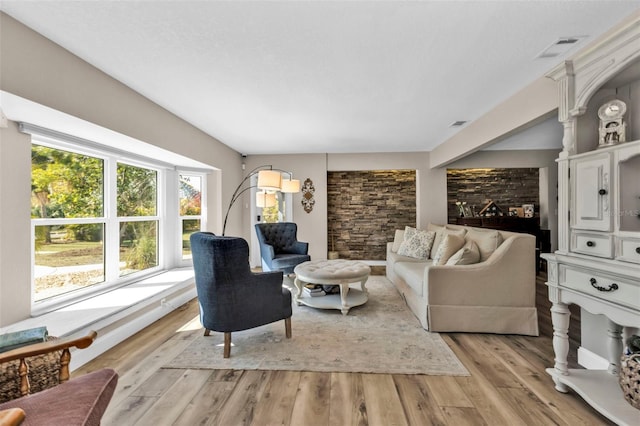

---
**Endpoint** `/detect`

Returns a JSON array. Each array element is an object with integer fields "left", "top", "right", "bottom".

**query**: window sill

[{"left": 0, "top": 267, "right": 196, "bottom": 368}]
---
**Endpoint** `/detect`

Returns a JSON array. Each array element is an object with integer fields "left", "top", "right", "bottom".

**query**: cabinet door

[{"left": 572, "top": 154, "right": 611, "bottom": 231}]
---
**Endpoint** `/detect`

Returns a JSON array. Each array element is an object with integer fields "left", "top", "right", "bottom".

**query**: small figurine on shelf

[
  {"left": 597, "top": 99, "right": 626, "bottom": 149},
  {"left": 523, "top": 204, "right": 534, "bottom": 218},
  {"left": 478, "top": 201, "right": 503, "bottom": 217}
]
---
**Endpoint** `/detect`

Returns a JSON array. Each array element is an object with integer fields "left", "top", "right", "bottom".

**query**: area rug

[{"left": 163, "top": 275, "right": 469, "bottom": 376}]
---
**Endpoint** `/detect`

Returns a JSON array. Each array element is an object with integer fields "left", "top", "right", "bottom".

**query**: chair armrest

[
  {"left": 291, "top": 241, "right": 309, "bottom": 255},
  {"left": 261, "top": 243, "right": 276, "bottom": 261},
  {"left": 0, "top": 331, "right": 97, "bottom": 398},
  {"left": 0, "top": 331, "right": 97, "bottom": 364},
  {"left": 0, "top": 408, "right": 25, "bottom": 426},
  {"left": 244, "top": 270, "right": 284, "bottom": 294}
]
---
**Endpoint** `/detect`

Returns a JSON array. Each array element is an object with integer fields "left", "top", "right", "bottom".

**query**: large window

[
  {"left": 32, "top": 145, "right": 107, "bottom": 301},
  {"left": 117, "top": 163, "right": 159, "bottom": 276},
  {"left": 30, "top": 137, "right": 201, "bottom": 308},
  {"left": 179, "top": 173, "right": 203, "bottom": 260}
]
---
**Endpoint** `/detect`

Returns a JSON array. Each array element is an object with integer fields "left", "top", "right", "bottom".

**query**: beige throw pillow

[
  {"left": 427, "top": 223, "right": 445, "bottom": 259},
  {"left": 397, "top": 227, "right": 436, "bottom": 260},
  {"left": 432, "top": 234, "right": 466, "bottom": 265},
  {"left": 465, "top": 229, "right": 503, "bottom": 262},
  {"left": 446, "top": 240, "right": 480, "bottom": 265},
  {"left": 430, "top": 226, "right": 467, "bottom": 259}
]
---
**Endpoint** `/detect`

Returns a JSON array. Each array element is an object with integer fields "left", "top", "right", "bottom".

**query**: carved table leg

[
  {"left": 606, "top": 320, "right": 623, "bottom": 375},
  {"left": 360, "top": 276, "right": 369, "bottom": 295},
  {"left": 550, "top": 301, "right": 571, "bottom": 392},
  {"left": 293, "top": 276, "right": 304, "bottom": 306},
  {"left": 339, "top": 281, "right": 350, "bottom": 315}
]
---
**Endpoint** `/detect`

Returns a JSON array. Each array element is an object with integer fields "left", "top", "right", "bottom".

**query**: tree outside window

[
  {"left": 31, "top": 145, "right": 105, "bottom": 301},
  {"left": 179, "top": 174, "right": 202, "bottom": 259}
]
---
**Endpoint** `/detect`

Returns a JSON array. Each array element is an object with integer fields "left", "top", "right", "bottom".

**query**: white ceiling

[{"left": 1, "top": 1, "right": 639, "bottom": 155}]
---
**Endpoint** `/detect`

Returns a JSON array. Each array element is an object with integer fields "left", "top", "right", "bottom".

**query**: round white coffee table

[{"left": 293, "top": 259, "right": 371, "bottom": 315}]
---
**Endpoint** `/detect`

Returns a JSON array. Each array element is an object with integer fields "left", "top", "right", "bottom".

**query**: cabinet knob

[
  {"left": 636, "top": 247, "right": 640, "bottom": 254},
  {"left": 598, "top": 189, "right": 607, "bottom": 195},
  {"left": 590, "top": 278, "right": 618, "bottom": 292},
  {"left": 586, "top": 241, "right": 595, "bottom": 247}
]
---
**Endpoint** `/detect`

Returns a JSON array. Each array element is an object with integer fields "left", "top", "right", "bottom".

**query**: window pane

[
  {"left": 117, "top": 163, "right": 157, "bottom": 216},
  {"left": 262, "top": 192, "right": 282, "bottom": 223},
  {"left": 34, "top": 224, "right": 105, "bottom": 301},
  {"left": 31, "top": 145, "right": 103, "bottom": 218},
  {"left": 181, "top": 219, "right": 201, "bottom": 259},
  {"left": 179, "top": 174, "right": 202, "bottom": 216},
  {"left": 119, "top": 221, "right": 158, "bottom": 276}
]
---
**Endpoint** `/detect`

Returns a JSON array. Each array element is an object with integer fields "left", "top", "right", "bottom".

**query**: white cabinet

[
  {"left": 545, "top": 141, "right": 640, "bottom": 425},
  {"left": 544, "top": 22, "right": 640, "bottom": 423}
]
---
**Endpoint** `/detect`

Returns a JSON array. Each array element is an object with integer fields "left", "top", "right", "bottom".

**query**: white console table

[{"left": 543, "top": 253, "right": 640, "bottom": 425}]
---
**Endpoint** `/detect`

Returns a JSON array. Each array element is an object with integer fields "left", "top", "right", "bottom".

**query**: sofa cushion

[
  {"left": 427, "top": 223, "right": 445, "bottom": 258},
  {"left": 397, "top": 227, "right": 436, "bottom": 260},
  {"left": 394, "top": 261, "right": 430, "bottom": 295},
  {"left": 391, "top": 229, "right": 405, "bottom": 253},
  {"left": 465, "top": 229, "right": 503, "bottom": 262},
  {"left": 446, "top": 240, "right": 480, "bottom": 265},
  {"left": 432, "top": 234, "right": 466, "bottom": 265}
]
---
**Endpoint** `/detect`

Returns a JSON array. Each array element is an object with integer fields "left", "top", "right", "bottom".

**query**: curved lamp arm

[
  {"left": 222, "top": 165, "right": 297, "bottom": 236},
  {"left": 222, "top": 184, "right": 256, "bottom": 236}
]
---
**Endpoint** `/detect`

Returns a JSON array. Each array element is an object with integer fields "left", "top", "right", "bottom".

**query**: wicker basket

[
  {"left": 619, "top": 353, "right": 640, "bottom": 410},
  {"left": 0, "top": 337, "right": 61, "bottom": 403}
]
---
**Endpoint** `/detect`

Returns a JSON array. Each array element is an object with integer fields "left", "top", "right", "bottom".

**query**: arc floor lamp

[{"left": 222, "top": 165, "right": 300, "bottom": 235}]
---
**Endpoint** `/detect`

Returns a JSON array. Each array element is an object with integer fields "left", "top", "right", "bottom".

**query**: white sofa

[{"left": 386, "top": 223, "right": 539, "bottom": 336}]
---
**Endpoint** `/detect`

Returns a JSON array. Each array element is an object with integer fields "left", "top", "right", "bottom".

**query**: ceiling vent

[
  {"left": 449, "top": 120, "right": 467, "bottom": 127},
  {"left": 536, "top": 36, "right": 586, "bottom": 59}
]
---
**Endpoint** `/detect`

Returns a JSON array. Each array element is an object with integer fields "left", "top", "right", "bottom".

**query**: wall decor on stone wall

[{"left": 301, "top": 178, "right": 315, "bottom": 213}]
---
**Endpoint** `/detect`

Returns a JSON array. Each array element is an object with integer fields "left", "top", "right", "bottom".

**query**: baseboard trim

[
  {"left": 577, "top": 346, "right": 609, "bottom": 370},
  {"left": 70, "top": 287, "right": 196, "bottom": 370}
]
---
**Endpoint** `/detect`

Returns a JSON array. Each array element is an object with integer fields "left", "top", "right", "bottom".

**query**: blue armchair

[
  {"left": 255, "top": 223, "right": 310, "bottom": 274},
  {"left": 190, "top": 232, "right": 292, "bottom": 358}
]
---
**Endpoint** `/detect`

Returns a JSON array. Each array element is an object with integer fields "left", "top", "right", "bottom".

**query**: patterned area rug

[{"left": 163, "top": 275, "right": 469, "bottom": 376}]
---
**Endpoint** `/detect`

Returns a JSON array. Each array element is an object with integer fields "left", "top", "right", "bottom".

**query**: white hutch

[{"left": 542, "top": 14, "right": 640, "bottom": 425}]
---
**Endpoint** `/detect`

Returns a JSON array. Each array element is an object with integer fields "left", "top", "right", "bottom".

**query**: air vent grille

[
  {"left": 536, "top": 36, "right": 585, "bottom": 59},
  {"left": 449, "top": 121, "right": 467, "bottom": 127}
]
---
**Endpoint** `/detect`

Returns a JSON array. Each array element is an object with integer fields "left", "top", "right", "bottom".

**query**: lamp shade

[
  {"left": 281, "top": 179, "right": 300, "bottom": 193},
  {"left": 256, "top": 191, "right": 277, "bottom": 208},
  {"left": 257, "top": 170, "right": 282, "bottom": 191}
]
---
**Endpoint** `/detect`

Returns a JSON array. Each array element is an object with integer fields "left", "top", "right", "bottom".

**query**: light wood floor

[{"left": 75, "top": 276, "right": 613, "bottom": 426}]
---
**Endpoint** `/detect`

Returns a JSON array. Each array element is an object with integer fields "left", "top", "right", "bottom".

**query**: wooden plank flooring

[{"left": 75, "top": 275, "right": 614, "bottom": 426}]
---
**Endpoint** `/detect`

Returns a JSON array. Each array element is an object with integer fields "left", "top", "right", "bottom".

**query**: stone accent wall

[
  {"left": 327, "top": 170, "right": 416, "bottom": 261},
  {"left": 447, "top": 168, "right": 539, "bottom": 223}
]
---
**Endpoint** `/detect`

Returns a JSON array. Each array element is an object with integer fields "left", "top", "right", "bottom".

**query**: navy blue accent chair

[
  {"left": 190, "top": 232, "right": 292, "bottom": 358},
  {"left": 255, "top": 222, "right": 310, "bottom": 274}
]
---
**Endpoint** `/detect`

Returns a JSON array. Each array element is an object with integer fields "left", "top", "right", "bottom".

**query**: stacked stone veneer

[
  {"left": 447, "top": 168, "right": 539, "bottom": 223},
  {"left": 327, "top": 170, "right": 416, "bottom": 261}
]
